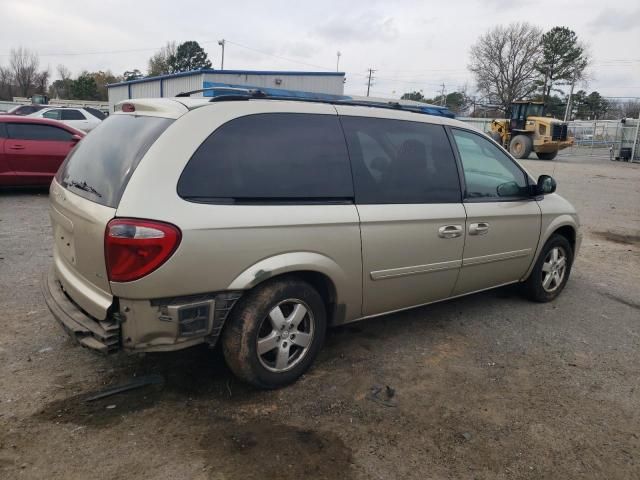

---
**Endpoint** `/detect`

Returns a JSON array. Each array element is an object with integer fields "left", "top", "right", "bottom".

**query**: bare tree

[
  {"left": 48, "top": 64, "right": 74, "bottom": 99},
  {"left": 468, "top": 23, "right": 543, "bottom": 114},
  {"left": 10, "top": 47, "right": 40, "bottom": 97},
  {"left": 0, "top": 66, "right": 13, "bottom": 100},
  {"left": 148, "top": 41, "right": 177, "bottom": 76},
  {"left": 57, "top": 64, "right": 72, "bottom": 83},
  {"left": 34, "top": 69, "right": 49, "bottom": 94}
]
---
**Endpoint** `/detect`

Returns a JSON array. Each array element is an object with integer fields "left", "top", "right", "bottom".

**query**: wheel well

[
  {"left": 553, "top": 225, "right": 576, "bottom": 251},
  {"left": 253, "top": 271, "right": 338, "bottom": 325}
]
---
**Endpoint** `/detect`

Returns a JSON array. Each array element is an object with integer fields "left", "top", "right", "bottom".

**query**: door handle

[
  {"left": 9, "top": 145, "right": 25, "bottom": 150},
  {"left": 469, "top": 222, "right": 490, "bottom": 235},
  {"left": 438, "top": 225, "right": 463, "bottom": 239}
]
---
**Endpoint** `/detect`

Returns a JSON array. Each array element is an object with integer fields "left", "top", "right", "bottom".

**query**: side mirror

[
  {"left": 535, "top": 175, "right": 556, "bottom": 195},
  {"left": 71, "top": 134, "right": 82, "bottom": 143}
]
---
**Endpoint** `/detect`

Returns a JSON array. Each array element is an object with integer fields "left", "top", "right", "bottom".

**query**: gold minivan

[{"left": 43, "top": 93, "right": 580, "bottom": 388}]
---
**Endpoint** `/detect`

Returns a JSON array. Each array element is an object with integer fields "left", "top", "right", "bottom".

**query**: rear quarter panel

[{"left": 114, "top": 101, "right": 363, "bottom": 322}]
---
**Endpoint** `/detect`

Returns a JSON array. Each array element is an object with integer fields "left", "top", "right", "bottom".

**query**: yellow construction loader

[{"left": 489, "top": 101, "right": 573, "bottom": 160}]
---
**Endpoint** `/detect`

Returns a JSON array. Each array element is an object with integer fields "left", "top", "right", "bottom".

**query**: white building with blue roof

[{"left": 106, "top": 69, "right": 346, "bottom": 111}]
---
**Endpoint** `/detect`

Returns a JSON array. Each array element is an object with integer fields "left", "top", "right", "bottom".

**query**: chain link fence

[{"left": 458, "top": 117, "right": 640, "bottom": 162}]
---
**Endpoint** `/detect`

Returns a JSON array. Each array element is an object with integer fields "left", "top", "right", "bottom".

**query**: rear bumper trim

[{"left": 42, "top": 266, "right": 121, "bottom": 354}]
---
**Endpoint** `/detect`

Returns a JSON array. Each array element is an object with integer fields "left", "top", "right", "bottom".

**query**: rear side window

[
  {"left": 0, "top": 123, "right": 7, "bottom": 138},
  {"left": 7, "top": 123, "right": 73, "bottom": 141},
  {"left": 43, "top": 110, "right": 62, "bottom": 120},
  {"left": 61, "top": 110, "right": 86, "bottom": 120},
  {"left": 11, "top": 105, "right": 39, "bottom": 115},
  {"left": 340, "top": 116, "right": 461, "bottom": 204},
  {"left": 58, "top": 115, "right": 173, "bottom": 208},
  {"left": 178, "top": 113, "right": 353, "bottom": 203},
  {"left": 84, "top": 107, "right": 106, "bottom": 120}
]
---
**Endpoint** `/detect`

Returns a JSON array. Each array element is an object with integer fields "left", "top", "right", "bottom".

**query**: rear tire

[
  {"left": 522, "top": 234, "right": 573, "bottom": 302},
  {"left": 221, "top": 277, "right": 326, "bottom": 389},
  {"left": 536, "top": 151, "right": 558, "bottom": 160},
  {"left": 509, "top": 135, "right": 533, "bottom": 159}
]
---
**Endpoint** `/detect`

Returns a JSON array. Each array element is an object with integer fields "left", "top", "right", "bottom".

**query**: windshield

[
  {"left": 528, "top": 104, "right": 544, "bottom": 117},
  {"left": 57, "top": 114, "right": 173, "bottom": 207}
]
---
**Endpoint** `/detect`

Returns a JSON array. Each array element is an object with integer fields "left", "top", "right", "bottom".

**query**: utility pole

[
  {"left": 366, "top": 68, "right": 375, "bottom": 97},
  {"left": 336, "top": 51, "right": 341, "bottom": 72},
  {"left": 440, "top": 83, "right": 446, "bottom": 106},
  {"left": 564, "top": 74, "right": 577, "bottom": 122},
  {"left": 218, "top": 39, "right": 226, "bottom": 70}
]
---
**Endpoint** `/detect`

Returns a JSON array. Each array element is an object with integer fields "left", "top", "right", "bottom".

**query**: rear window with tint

[
  {"left": 84, "top": 107, "right": 107, "bottom": 120},
  {"left": 178, "top": 113, "right": 353, "bottom": 203},
  {"left": 61, "top": 110, "right": 86, "bottom": 120},
  {"left": 58, "top": 114, "right": 173, "bottom": 208}
]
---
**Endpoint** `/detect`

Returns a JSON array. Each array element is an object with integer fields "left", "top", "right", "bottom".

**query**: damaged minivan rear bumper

[
  {"left": 42, "top": 266, "right": 121, "bottom": 354},
  {"left": 42, "top": 265, "right": 243, "bottom": 354}
]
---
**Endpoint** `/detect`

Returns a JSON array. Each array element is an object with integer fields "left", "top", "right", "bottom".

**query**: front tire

[
  {"left": 536, "top": 151, "right": 558, "bottom": 160},
  {"left": 523, "top": 234, "right": 573, "bottom": 302},
  {"left": 222, "top": 277, "right": 326, "bottom": 389},
  {"left": 509, "top": 135, "right": 533, "bottom": 159}
]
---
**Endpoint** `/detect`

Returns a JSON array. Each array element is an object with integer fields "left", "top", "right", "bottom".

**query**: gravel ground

[{"left": 0, "top": 155, "right": 639, "bottom": 480}]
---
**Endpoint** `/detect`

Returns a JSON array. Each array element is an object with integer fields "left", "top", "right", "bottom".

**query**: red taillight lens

[
  {"left": 121, "top": 103, "right": 135, "bottom": 113},
  {"left": 105, "top": 219, "right": 181, "bottom": 282}
]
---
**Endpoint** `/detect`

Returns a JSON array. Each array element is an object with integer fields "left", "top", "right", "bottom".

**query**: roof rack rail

[
  {"left": 176, "top": 85, "right": 455, "bottom": 118},
  {"left": 176, "top": 86, "right": 265, "bottom": 98}
]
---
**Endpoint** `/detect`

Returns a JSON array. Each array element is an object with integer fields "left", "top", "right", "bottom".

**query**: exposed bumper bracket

[{"left": 42, "top": 267, "right": 121, "bottom": 354}]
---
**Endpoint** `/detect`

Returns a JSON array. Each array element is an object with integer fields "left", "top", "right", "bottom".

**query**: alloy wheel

[
  {"left": 256, "top": 299, "right": 315, "bottom": 372},
  {"left": 541, "top": 246, "right": 567, "bottom": 293}
]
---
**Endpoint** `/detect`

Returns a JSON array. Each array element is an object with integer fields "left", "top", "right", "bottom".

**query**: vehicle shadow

[{"left": 0, "top": 186, "right": 50, "bottom": 196}]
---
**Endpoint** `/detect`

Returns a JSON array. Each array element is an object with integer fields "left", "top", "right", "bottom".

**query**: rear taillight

[{"left": 105, "top": 219, "right": 181, "bottom": 282}]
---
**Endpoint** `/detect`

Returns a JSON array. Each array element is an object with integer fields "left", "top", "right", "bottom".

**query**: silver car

[{"left": 43, "top": 95, "right": 580, "bottom": 388}]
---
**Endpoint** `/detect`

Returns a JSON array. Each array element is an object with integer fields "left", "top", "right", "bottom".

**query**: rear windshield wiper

[{"left": 67, "top": 180, "right": 102, "bottom": 198}]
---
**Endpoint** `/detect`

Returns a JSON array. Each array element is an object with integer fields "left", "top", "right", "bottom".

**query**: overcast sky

[{"left": 1, "top": 0, "right": 638, "bottom": 99}]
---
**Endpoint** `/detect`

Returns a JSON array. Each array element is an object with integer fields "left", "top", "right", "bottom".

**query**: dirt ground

[{"left": 1, "top": 153, "right": 639, "bottom": 480}]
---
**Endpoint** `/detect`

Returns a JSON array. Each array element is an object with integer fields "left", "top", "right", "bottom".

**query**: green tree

[
  {"left": 401, "top": 91, "right": 426, "bottom": 102},
  {"left": 542, "top": 94, "right": 565, "bottom": 118},
  {"left": 574, "top": 91, "right": 607, "bottom": 119},
  {"left": 70, "top": 72, "right": 99, "bottom": 100},
  {"left": 91, "top": 70, "right": 121, "bottom": 100},
  {"left": 537, "top": 27, "right": 588, "bottom": 105},
  {"left": 168, "top": 41, "right": 212, "bottom": 73},
  {"left": 400, "top": 91, "right": 425, "bottom": 102},
  {"left": 443, "top": 91, "right": 470, "bottom": 114}
]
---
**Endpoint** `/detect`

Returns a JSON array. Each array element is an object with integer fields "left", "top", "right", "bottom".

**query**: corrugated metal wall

[
  {"left": 162, "top": 74, "right": 204, "bottom": 97},
  {"left": 108, "top": 72, "right": 345, "bottom": 109},
  {"left": 203, "top": 73, "right": 344, "bottom": 94},
  {"left": 108, "top": 85, "right": 129, "bottom": 110},
  {"left": 130, "top": 80, "right": 161, "bottom": 99}
]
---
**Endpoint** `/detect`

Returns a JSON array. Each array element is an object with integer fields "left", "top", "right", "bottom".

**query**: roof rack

[
  {"left": 176, "top": 86, "right": 454, "bottom": 117},
  {"left": 175, "top": 86, "right": 265, "bottom": 98}
]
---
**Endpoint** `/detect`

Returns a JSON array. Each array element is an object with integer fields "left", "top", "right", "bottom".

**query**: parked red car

[{"left": 0, "top": 116, "right": 84, "bottom": 186}]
